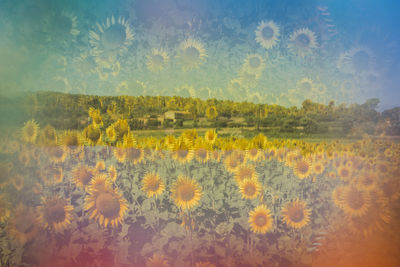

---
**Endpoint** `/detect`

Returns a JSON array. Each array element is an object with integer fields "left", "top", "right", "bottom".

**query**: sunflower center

[
  {"left": 65, "top": 134, "right": 79, "bottom": 146},
  {"left": 340, "top": 168, "right": 349, "bottom": 178},
  {"left": 16, "top": 214, "right": 35, "bottom": 233},
  {"left": 45, "top": 202, "right": 66, "bottom": 223},
  {"left": 352, "top": 51, "right": 370, "bottom": 71},
  {"left": 146, "top": 177, "right": 160, "bottom": 192},
  {"left": 177, "top": 149, "right": 189, "bottom": 158},
  {"left": 54, "top": 16, "right": 72, "bottom": 34},
  {"left": 26, "top": 125, "right": 35, "bottom": 137},
  {"left": 249, "top": 57, "right": 260, "bottom": 68},
  {"left": 197, "top": 149, "right": 207, "bottom": 159},
  {"left": 152, "top": 54, "right": 164, "bottom": 65},
  {"left": 130, "top": 148, "right": 142, "bottom": 160},
  {"left": 183, "top": 47, "right": 200, "bottom": 61},
  {"left": 254, "top": 213, "right": 267, "bottom": 227},
  {"left": 78, "top": 168, "right": 93, "bottom": 186},
  {"left": 244, "top": 183, "right": 256, "bottom": 196},
  {"left": 88, "top": 127, "right": 101, "bottom": 142},
  {"left": 347, "top": 189, "right": 364, "bottom": 210},
  {"left": 178, "top": 183, "right": 195, "bottom": 202},
  {"left": 300, "top": 82, "right": 312, "bottom": 91},
  {"left": 262, "top": 26, "right": 274, "bottom": 39},
  {"left": 289, "top": 207, "right": 304, "bottom": 222},
  {"left": 102, "top": 24, "right": 126, "bottom": 50},
  {"left": 96, "top": 192, "right": 121, "bottom": 218},
  {"left": 296, "top": 34, "right": 311, "bottom": 48},
  {"left": 297, "top": 161, "right": 309, "bottom": 173},
  {"left": 249, "top": 148, "right": 258, "bottom": 157}
]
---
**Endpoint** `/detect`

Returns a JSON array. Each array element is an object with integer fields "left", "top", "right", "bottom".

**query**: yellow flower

[
  {"left": 84, "top": 185, "right": 128, "bottom": 228},
  {"left": 38, "top": 195, "right": 74, "bottom": 232},
  {"left": 89, "top": 15, "right": 134, "bottom": 56},
  {"left": 339, "top": 185, "right": 371, "bottom": 217},
  {"left": 255, "top": 20, "right": 280, "bottom": 49},
  {"left": 21, "top": 119, "right": 39, "bottom": 144},
  {"left": 281, "top": 199, "right": 311, "bottom": 229},
  {"left": 171, "top": 176, "right": 202, "bottom": 210},
  {"left": 72, "top": 165, "right": 95, "bottom": 190},
  {"left": 82, "top": 124, "right": 102, "bottom": 145},
  {"left": 204, "top": 129, "right": 217, "bottom": 144},
  {"left": 106, "top": 125, "right": 117, "bottom": 142},
  {"left": 235, "top": 165, "right": 257, "bottom": 185},
  {"left": 61, "top": 130, "right": 83, "bottom": 153},
  {"left": 114, "top": 142, "right": 127, "bottom": 163},
  {"left": 243, "top": 54, "right": 265, "bottom": 76},
  {"left": 142, "top": 173, "right": 165, "bottom": 198},
  {"left": 176, "top": 38, "right": 207, "bottom": 71},
  {"left": 293, "top": 158, "right": 312, "bottom": 179},
  {"left": 239, "top": 179, "right": 261, "bottom": 199},
  {"left": 146, "top": 48, "right": 169, "bottom": 72},
  {"left": 287, "top": 28, "right": 317, "bottom": 58},
  {"left": 248, "top": 205, "right": 273, "bottom": 234}
]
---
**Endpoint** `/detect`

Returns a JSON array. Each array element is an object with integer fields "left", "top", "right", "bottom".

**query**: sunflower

[
  {"left": 127, "top": 147, "right": 145, "bottom": 164},
  {"left": 43, "top": 11, "right": 80, "bottom": 45},
  {"left": 61, "top": 130, "right": 83, "bottom": 153},
  {"left": 82, "top": 124, "right": 102, "bottom": 145},
  {"left": 255, "top": 20, "right": 280, "bottom": 49},
  {"left": 38, "top": 195, "right": 74, "bottom": 232},
  {"left": 337, "top": 47, "right": 375, "bottom": 74},
  {"left": 22, "top": 119, "right": 39, "bottom": 144},
  {"left": 84, "top": 185, "right": 128, "bottom": 228},
  {"left": 171, "top": 176, "right": 202, "bottom": 210},
  {"left": 234, "top": 165, "right": 257, "bottom": 184},
  {"left": 225, "top": 154, "right": 240, "bottom": 173},
  {"left": 339, "top": 185, "right": 371, "bottom": 217},
  {"left": 106, "top": 125, "right": 117, "bottom": 143},
  {"left": 87, "top": 174, "right": 112, "bottom": 192},
  {"left": 47, "top": 146, "right": 67, "bottom": 163},
  {"left": 172, "top": 138, "right": 194, "bottom": 164},
  {"left": 8, "top": 204, "right": 40, "bottom": 245},
  {"left": 287, "top": 28, "right": 318, "bottom": 58},
  {"left": 89, "top": 15, "right": 134, "bottom": 56},
  {"left": 0, "top": 196, "right": 10, "bottom": 223},
  {"left": 72, "top": 165, "right": 95, "bottom": 190},
  {"left": 146, "top": 48, "right": 169, "bottom": 72},
  {"left": 39, "top": 124, "right": 57, "bottom": 145},
  {"left": 357, "top": 173, "right": 377, "bottom": 191},
  {"left": 142, "top": 173, "right": 165, "bottom": 198},
  {"left": 113, "top": 119, "right": 130, "bottom": 140},
  {"left": 293, "top": 158, "right": 312, "bottom": 179},
  {"left": 337, "top": 165, "right": 353, "bottom": 182},
  {"left": 204, "top": 129, "right": 217, "bottom": 144},
  {"left": 239, "top": 179, "right": 261, "bottom": 199},
  {"left": 243, "top": 54, "right": 265, "bottom": 76},
  {"left": 146, "top": 253, "right": 170, "bottom": 267},
  {"left": 332, "top": 185, "right": 346, "bottom": 208},
  {"left": 281, "top": 199, "right": 311, "bottom": 229},
  {"left": 248, "top": 205, "right": 273, "bottom": 234},
  {"left": 246, "top": 147, "right": 264, "bottom": 162},
  {"left": 346, "top": 193, "right": 391, "bottom": 237},
  {"left": 114, "top": 143, "right": 127, "bottom": 163},
  {"left": 176, "top": 38, "right": 207, "bottom": 71},
  {"left": 312, "top": 161, "right": 325, "bottom": 175}
]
